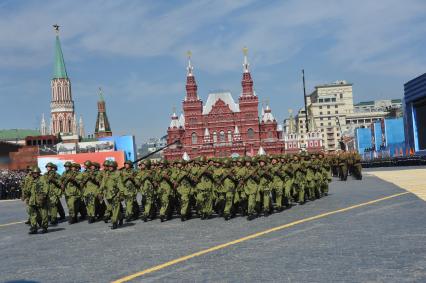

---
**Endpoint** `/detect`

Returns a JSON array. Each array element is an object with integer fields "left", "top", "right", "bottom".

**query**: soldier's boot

[
  {"left": 50, "top": 218, "right": 58, "bottom": 226},
  {"left": 142, "top": 215, "right": 148, "bottom": 222},
  {"left": 181, "top": 215, "right": 186, "bottom": 222},
  {"left": 119, "top": 217, "right": 123, "bottom": 227},
  {"left": 224, "top": 214, "right": 231, "bottom": 221},
  {"left": 160, "top": 215, "right": 165, "bottom": 222},
  {"left": 57, "top": 202, "right": 66, "bottom": 220},
  {"left": 41, "top": 227, "right": 48, "bottom": 234},
  {"left": 247, "top": 213, "right": 256, "bottom": 221},
  {"left": 111, "top": 222, "right": 118, "bottom": 230},
  {"left": 28, "top": 227, "right": 38, "bottom": 234}
]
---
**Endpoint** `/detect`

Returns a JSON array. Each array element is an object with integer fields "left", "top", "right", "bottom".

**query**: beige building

[{"left": 283, "top": 81, "right": 402, "bottom": 151}]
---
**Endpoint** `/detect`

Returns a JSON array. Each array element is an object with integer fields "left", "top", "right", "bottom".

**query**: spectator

[{"left": 0, "top": 169, "right": 26, "bottom": 199}]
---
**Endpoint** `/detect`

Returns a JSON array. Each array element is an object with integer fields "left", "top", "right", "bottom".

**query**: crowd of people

[
  {"left": 21, "top": 152, "right": 363, "bottom": 234},
  {"left": 0, "top": 169, "right": 26, "bottom": 200}
]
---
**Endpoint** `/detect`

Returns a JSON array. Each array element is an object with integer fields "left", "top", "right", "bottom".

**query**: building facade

[
  {"left": 164, "top": 50, "right": 284, "bottom": 160},
  {"left": 284, "top": 81, "right": 403, "bottom": 151},
  {"left": 404, "top": 73, "right": 426, "bottom": 155}
]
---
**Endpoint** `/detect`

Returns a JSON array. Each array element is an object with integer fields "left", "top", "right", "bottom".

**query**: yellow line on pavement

[
  {"left": 112, "top": 191, "right": 410, "bottom": 283},
  {"left": 0, "top": 220, "right": 25, "bottom": 228},
  {"left": 0, "top": 199, "right": 21, "bottom": 203}
]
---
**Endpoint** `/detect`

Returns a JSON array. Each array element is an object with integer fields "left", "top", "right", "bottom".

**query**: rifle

[{"left": 132, "top": 140, "right": 181, "bottom": 165}]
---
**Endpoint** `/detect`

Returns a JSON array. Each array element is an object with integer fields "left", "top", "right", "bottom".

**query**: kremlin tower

[
  {"left": 42, "top": 25, "right": 84, "bottom": 141},
  {"left": 94, "top": 88, "right": 112, "bottom": 138}
]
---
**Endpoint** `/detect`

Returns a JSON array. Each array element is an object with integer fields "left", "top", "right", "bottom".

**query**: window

[
  {"left": 320, "top": 123, "right": 323, "bottom": 126},
  {"left": 328, "top": 122, "right": 331, "bottom": 126},
  {"left": 213, "top": 132, "right": 217, "bottom": 143},
  {"left": 191, "top": 132, "right": 197, "bottom": 144},
  {"left": 327, "top": 105, "right": 330, "bottom": 109},
  {"left": 325, "top": 98, "right": 330, "bottom": 102},
  {"left": 320, "top": 112, "right": 323, "bottom": 115},
  {"left": 335, "top": 110, "right": 338, "bottom": 114},
  {"left": 267, "top": 131, "right": 273, "bottom": 138},
  {"left": 320, "top": 117, "right": 323, "bottom": 121},
  {"left": 319, "top": 99, "right": 323, "bottom": 103},
  {"left": 328, "top": 117, "right": 331, "bottom": 120},
  {"left": 335, "top": 105, "right": 338, "bottom": 108},
  {"left": 59, "top": 120, "right": 63, "bottom": 132},
  {"left": 219, "top": 131, "right": 225, "bottom": 142},
  {"left": 327, "top": 111, "right": 330, "bottom": 114},
  {"left": 228, "top": 130, "right": 232, "bottom": 142},
  {"left": 319, "top": 106, "right": 322, "bottom": 109},
  {"left": 340, "top": 93, "right": 343, "bottom": 99},
  {"left": 331, "top": 98, "right": 336, "bottom": 102},
  {"left": 247, "top": 128, "right": 254, "bottom": 139},
  {"left": 68, "top": 119, "right": 72, "bottom": 132}
]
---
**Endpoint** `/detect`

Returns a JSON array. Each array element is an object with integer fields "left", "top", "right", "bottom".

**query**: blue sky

[{"left": 1, "top": 0, "right": 425, "bottom": 144}]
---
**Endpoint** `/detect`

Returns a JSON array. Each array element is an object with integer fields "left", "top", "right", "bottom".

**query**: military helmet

[
  {"left": 64, "top": 161, "right": 72, "bottom": 167},
  {"left": 124, "top": 160, "right": 133, "bottom": 166},
  {"left": 162, "top": 159, "right": 169, "bottom": 166},
  {"left": 110, "top": 161, "right": 118, "bottom": 168},
  {"left": 32, "top": 167, "right": 41, "bottom": 174},
  {"left": 143, "top": 159, "right": 151, "bottom": 167},
  {"left": 92, "top": 162, "right": 100, "bottom": 169},
  {"left": 103, "top": 160, "right": 110, "bottom": 167},
  {"left": 51, "top": 164, "right": 58, "bottom": 170},
  {"left": 84, "top": 160, "right": 92, "bottom": 167},
  {"left": 72, "top": 163, "right": 81, "bottom": 169},
  {"left": 45, "top": 162, "right": 55, "bottom": 168}
]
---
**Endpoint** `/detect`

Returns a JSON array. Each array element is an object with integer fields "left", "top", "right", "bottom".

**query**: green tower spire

[{"left": 53, "top": 26, "right": 68, "bottom": 79}]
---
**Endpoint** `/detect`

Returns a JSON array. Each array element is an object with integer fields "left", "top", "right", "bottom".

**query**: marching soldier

[
  {"left": 221, "top": 159, "right": 237, "bottom": 220},
  {"left": 158, "top": 160, "right": 173, "bottom": 222},
  {"left": 257, "top": 156, "right": 273, "bottom": 216},
  {"left": 121, "top": 160, "right": 139, "bottom": 222},
  {"left": 338, "top": 153, "right": 348, "bottom": 181},
  {"left": 102, "top": 161, "right": 125, "bottom": 229},
  {"left": 27, "top": 167, "right": 49, "bottom": 234},
  {"left": 21, "top": 166, "right": 34, "bottom": 225},
  {"left": 61, "top": 162, "right": 81, "bottom": 224},
  {"left": 81, "top": 160, "right": 102, "bottom": 223},
  {"left": 45, "top": 162, "right": 65, "bottom": 225},
  {"left": 269, "top": 156, "right": 284, "bottom": 212},
  {"left": 137, "top": 160, "right": 156, "bottom": 222},
  {"left": 195, "top": 157, "right": 215, "bottom": 220}
]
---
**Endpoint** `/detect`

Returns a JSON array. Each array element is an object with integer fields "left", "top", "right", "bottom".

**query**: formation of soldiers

[{"left": 21, "top": 152, "right": 363, "bottom": 234}]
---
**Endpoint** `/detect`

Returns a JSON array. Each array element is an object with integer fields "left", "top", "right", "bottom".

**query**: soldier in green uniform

[
  {"left": 352, "top": 152, "right": 363, "bottom": 180},
  {"left": 195, "top": 157, "right": 215, "bottom": 220},
  {"left": 257, "top": 156, "right": 273, "bottom": 216},
  {"left": 61, "top": 162, "right": 81, "bottom": 224},
  {"left": 318, "top": 153, "right": 332, "bottom": 196},
  {"left": 81, "top": 160, "right": 101, "bottom": 223},
  {"left": 221, "top": 159, "right": 237, "bottom": 220},
  {"left": 27, "top": 167, "right": 49, "bottom": 234},
  {"left": 158, "top": 160, "right": 173, "bottom": 222},
  {"left": 241, "top": 157, "right": 259, "bottom": 220},
  {"left": 175, "top": 160, "right": 194, "bottom": 221},
  {"left": 338, "top": 153, "right": 348, "bottom": 181},
  {"left": 269, "top": 156, "right": 284, "bottom": 212},
  {"left": 292, "top": 155, "right": 306, "bottom": 204},
  {"left": 121, "top": 160, "right": 139, "bottom": 222},
  {"left": 100, "top": 160, "right": 113, "bottom": 222},
  {"left": 136, "top": 160, "right": 156, "bottom": 222},
  {"left": 212, "top": 159, "right": 226, "bottom": 217},
  {"left": 234, "top": 158, "right": 247, "bottom": 216},
  {"left": 101, "top": 160, "right": 125, "bottom": 229},
  {"left": 281, "top": 155, "right": 294, "bottom": 208},
  {"left": 302, "top": 153, "right": 316, "bottom": 201},
  {"left": 91, "top": 162, "right": 106, "bottom": 220},
  {"left": 21, "top": 166, "right": 34, "bottom": 225},
  {"left": 45, "top": 162, "right": 64, "bottom": 225}
]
